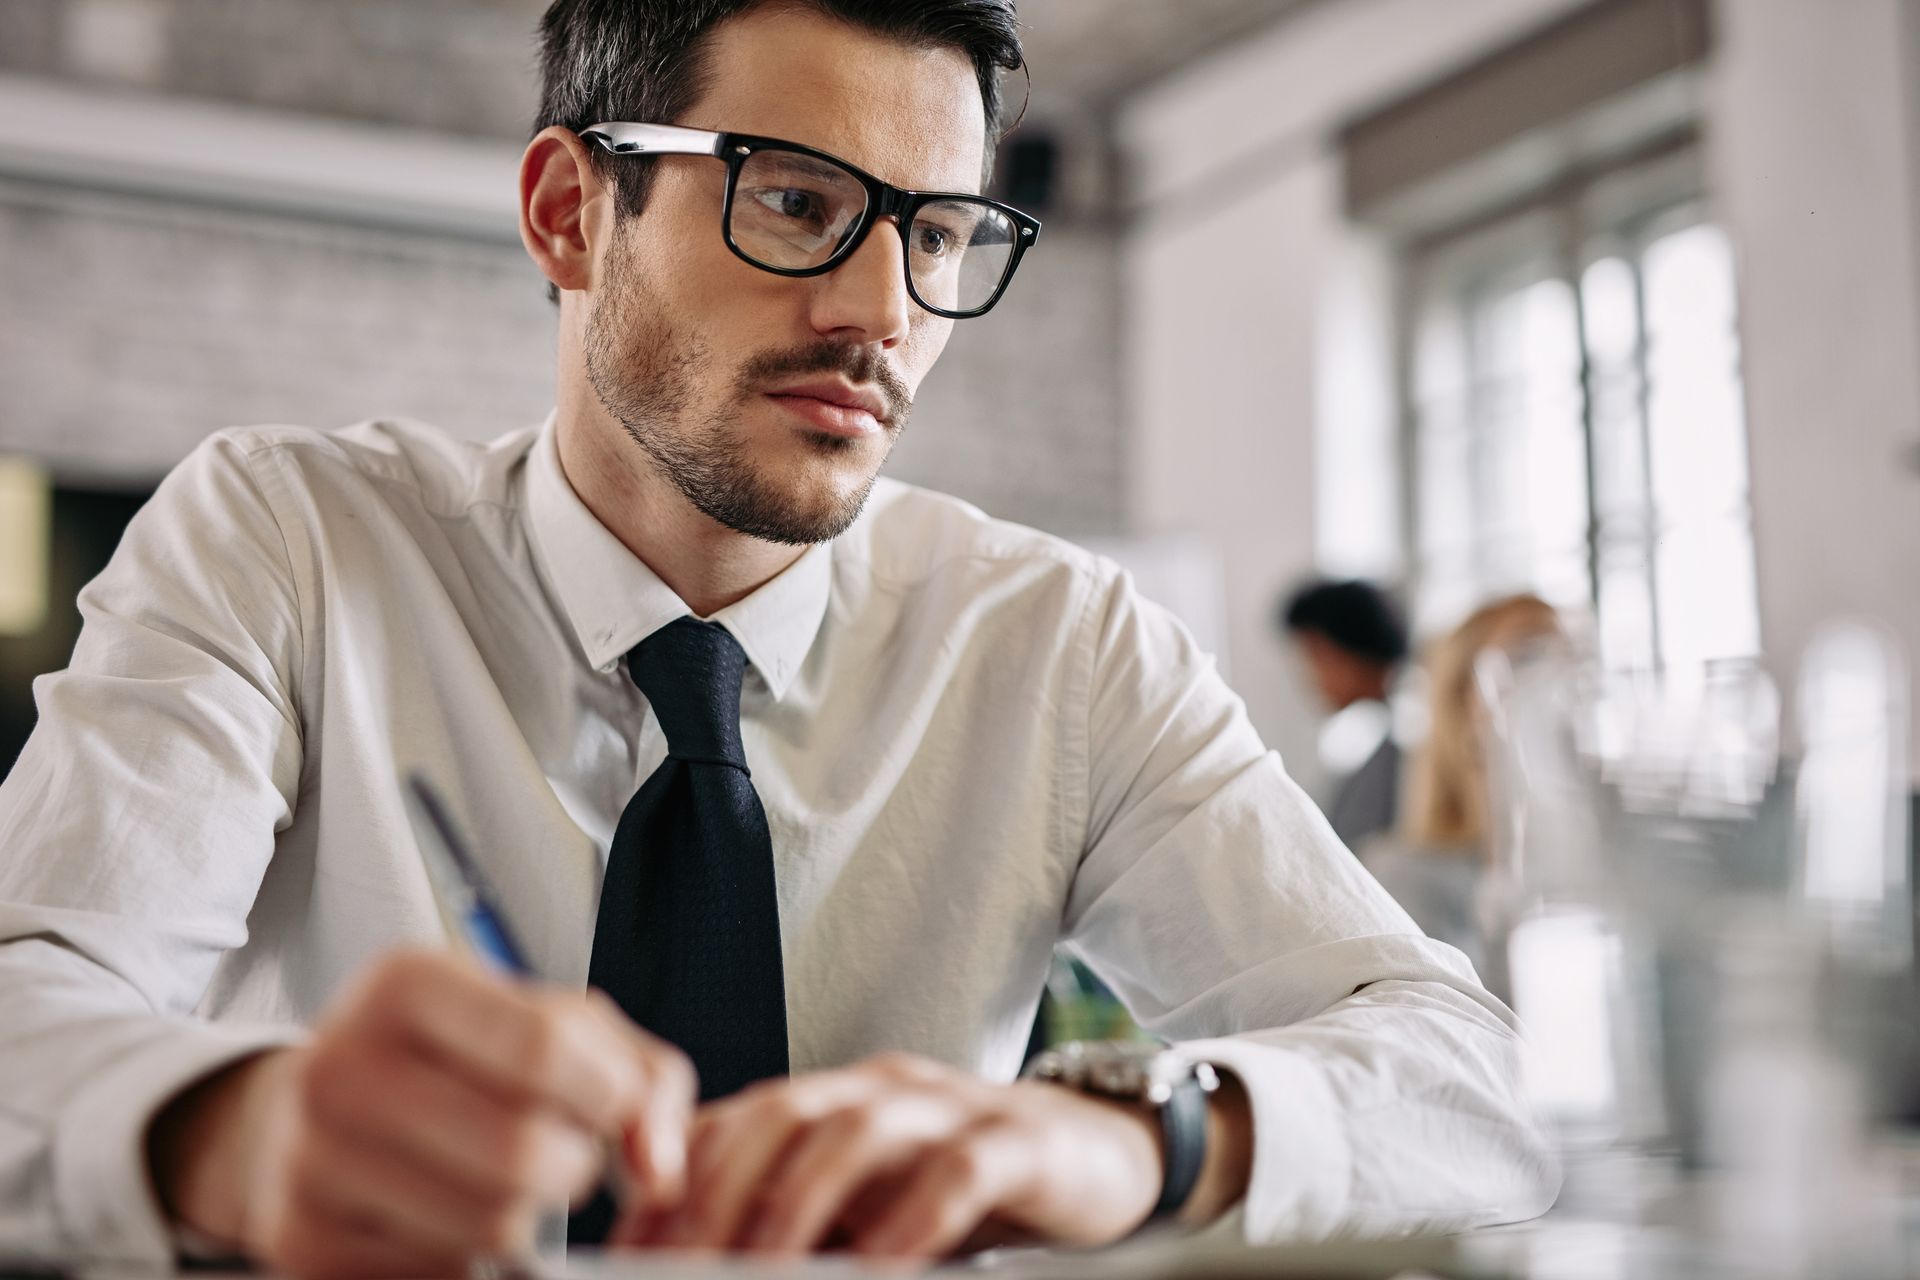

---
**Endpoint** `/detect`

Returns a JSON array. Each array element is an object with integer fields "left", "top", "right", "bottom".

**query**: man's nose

[{"left": 808, "top": 218, "right": 914, "bottom": 348}]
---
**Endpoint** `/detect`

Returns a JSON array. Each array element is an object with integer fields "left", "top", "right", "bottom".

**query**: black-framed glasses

[{"left": 582, "top": 122, "right": 1042, "bottom": 319}]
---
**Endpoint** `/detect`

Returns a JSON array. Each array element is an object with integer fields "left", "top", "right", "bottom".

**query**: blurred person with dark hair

[
  {"left": 1364, "top": 595, "right": 1563, "bottom": 983},
  {"left": 1280, "top": 578, "right": 1409, "bottom": 851},
  {"left": 0, "top": 2, "right": 1557, "bottom": 1273}
]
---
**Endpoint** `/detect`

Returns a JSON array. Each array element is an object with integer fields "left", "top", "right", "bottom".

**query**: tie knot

[{"left": 628, "top": 618, "right": 749, "bottom": 769}]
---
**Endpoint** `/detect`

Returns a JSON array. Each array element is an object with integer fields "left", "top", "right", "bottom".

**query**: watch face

[{"left": 1030, "top": 1040, "right": 1196, "bottom": 1103}]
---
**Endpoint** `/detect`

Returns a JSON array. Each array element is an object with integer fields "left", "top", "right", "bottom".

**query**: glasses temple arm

[{"left": 579, "top": 122, "right": 725, "bottom": 158}]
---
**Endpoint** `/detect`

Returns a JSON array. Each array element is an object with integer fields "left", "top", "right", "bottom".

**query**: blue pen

[
  {"left": 405, "top": 771, "right": 535, "bottom": 977},
  {"left": 404, "top": 772, "right": 632, "bottom": 1256}
]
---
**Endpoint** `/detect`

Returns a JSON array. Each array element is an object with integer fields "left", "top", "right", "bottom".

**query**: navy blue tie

[{"left": 570, "top": 617, "right": 789, "bottom": 1243}]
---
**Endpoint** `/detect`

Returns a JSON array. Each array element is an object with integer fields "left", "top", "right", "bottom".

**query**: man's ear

[{"left": 520, "top": 126, "right": 609, "bottom": 295}]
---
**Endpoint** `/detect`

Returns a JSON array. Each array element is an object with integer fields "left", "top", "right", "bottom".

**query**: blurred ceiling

[
  {"left": 1019, "top": 0, "right": 1315, "bottom": 108},
  {"left": 0, "top": 0, "right": 1317, "bottom": 137}
]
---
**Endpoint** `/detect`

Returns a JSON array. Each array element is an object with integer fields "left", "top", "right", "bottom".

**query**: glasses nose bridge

[
  {"left": 817, "top": 178, "right": 913, "bottom": 274},
  {"left": 833, "top": 182, "right": 917, "bottom": 284},
  {"left": 868, "top": 182, "right": 919, "bottom": 229}
]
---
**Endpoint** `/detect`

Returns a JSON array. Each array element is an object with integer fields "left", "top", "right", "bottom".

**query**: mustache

[{"left": 736, "top": 342, "right": 913, "bottom": 426}]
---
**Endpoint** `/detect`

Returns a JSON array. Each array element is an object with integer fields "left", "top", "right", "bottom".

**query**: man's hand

[
  {"left": 611, "top": 1052, "right": 1191, "bottom": 1261},
  {"left": 147, "top": 949, "right": 697, "bottom": 1279}
]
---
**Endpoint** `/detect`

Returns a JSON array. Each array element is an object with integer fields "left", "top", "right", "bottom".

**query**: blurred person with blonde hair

[{"left": 1362, "top": 594, "right": 1563, "bottom": 980}]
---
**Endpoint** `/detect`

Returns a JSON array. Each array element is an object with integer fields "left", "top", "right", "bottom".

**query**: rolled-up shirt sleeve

[
  {"left": 0, "top": 434, "right": 307, "bottom": 1265},
  {"left": 1059, "top": 566, "right": 1561, "bottom": 1241}
]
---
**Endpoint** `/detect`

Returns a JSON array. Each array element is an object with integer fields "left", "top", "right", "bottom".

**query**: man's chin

[
  {"left": 790, "top": 426, "right": 873, "bottom": 457},
  {"left": 784, "top": 432, "right": 890, "bottom": 515},
  {"left": 700, "top": 463, "right": 880, "bottom": 546},
  {"left": 785, "top": 478, "right": 881, "bottom": 543}
]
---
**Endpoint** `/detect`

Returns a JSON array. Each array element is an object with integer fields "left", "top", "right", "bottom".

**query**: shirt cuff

[
  {"left": 51, "top": 1021, "right": 303, "bottom": 1267},
  {"left": 1179, "top": 1036, "right": 1351, "bottom": 1244}
]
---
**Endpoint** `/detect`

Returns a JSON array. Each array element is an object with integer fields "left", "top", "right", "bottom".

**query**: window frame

[{"left": 1394, "top": 136, "right": 1759, "bottom": 671}]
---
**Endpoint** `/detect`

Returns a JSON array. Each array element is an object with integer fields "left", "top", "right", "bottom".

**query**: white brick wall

[{"left": 0, "top": 181, "right": 556, "bottom": 476}]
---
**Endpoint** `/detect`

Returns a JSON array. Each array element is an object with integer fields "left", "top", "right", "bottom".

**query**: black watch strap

[{"left": 1150, "top": 1074, "right": 1209, "bottom": 1221}]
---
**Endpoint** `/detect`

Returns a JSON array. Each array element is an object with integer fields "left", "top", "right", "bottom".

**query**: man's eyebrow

[
  {"left": 754, "top": 145, "right": 985, "bottom": 198},
  {"left": 757, "top": 152, "right": 851, "bottom": 183}
]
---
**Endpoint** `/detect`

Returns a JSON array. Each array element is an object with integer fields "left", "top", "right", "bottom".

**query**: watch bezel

[{"left": 1023, "top": 1039, "right": 1221, "bottom": 1106}]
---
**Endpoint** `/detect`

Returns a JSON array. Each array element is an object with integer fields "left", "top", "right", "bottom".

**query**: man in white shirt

[{"left": 0, "top": 0, "right": 1559, "bottom": 1274}]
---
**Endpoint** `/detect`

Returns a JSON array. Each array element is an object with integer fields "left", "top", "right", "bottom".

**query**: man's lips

[{"left": 765, "top": 379, "right": 889, "bottom": 437}]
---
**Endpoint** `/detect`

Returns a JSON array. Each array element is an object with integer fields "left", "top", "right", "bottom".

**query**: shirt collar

[{"left": 524, "top": 414, "right": 831, "bottom": 701}]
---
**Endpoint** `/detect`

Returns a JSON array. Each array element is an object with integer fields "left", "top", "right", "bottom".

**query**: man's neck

[{"left": 555, "top": 411, "right": 805, "bottom": 619}]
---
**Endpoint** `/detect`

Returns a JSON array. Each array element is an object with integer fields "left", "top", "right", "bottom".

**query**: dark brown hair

[{"left": 535, "top": 0, "right": 1023, "bottom": 219}]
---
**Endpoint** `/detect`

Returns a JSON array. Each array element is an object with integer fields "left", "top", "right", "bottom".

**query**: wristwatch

[{"left": 1021, "top": 1040, "right": 1220, "bottom": 1222}]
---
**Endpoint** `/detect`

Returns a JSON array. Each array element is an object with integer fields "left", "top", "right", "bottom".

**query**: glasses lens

[
  {"left": 729, "top": 149, "right": 867, "bottom": 270},
  {"left": 907, "top": 199, "right": 1017, "bottom": 315}
]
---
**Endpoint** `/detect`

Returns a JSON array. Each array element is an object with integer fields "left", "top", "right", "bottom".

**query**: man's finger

[
  {"left": 352, "top": 952, "right": 645, "bottom": 1130},
  {"left": 649, "top": 1067, "right": 879, "bottom": 1248},
  {"left": 307, "top": 1042, "right": 599, "bottom": 1207},
  {"left": 651, "top": 1088, "right": 809, "bottom": 1249},
  {"left": 597, "top": 999, "right": 695, "bottom": 1208},
  {"left": 851, "top": 1120, "right": 1032, "bottom": 1260},
  {"left": 742, "top": 1092, "right": 966, "bottom": 1256},
  {"left": 605, "top": 1195, "right": 678, "bottom": 1250}
]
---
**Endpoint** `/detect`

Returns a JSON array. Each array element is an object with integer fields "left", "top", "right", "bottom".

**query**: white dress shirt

[{"left": 0, "top": 416, "right": 1558, "bottom": 1265}]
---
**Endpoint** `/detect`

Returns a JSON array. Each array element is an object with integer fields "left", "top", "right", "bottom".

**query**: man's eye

[
  {"left": 757, "top": 188, "right": 826, "bottom": 224},
  {"left": 915, "top": 225, "right": 953, "bottom": 256}
]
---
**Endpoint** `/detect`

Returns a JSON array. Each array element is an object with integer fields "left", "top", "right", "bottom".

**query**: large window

[{"left": 1404, "top": 153, "right": 1758, "bottom": 672}]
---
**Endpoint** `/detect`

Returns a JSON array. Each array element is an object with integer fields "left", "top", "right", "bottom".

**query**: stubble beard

[{"left": 583, "top": 235, "right": 912, "bottom": 547}]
